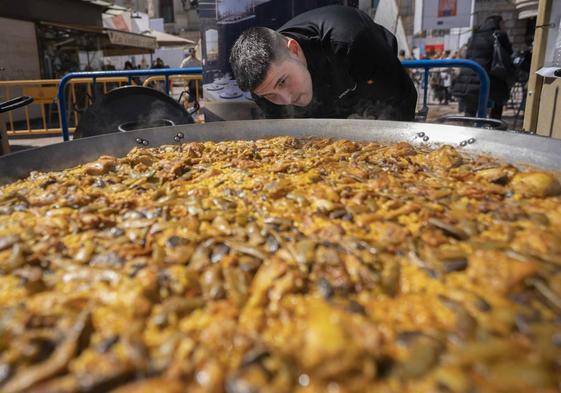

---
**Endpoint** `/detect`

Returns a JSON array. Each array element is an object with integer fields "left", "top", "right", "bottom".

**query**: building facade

[
  {"left": 411, "top": 0, "right": 535, "bottom": 57},
  {"left": 472, "top": 0, "right": 533, "bottom": 49},
  {"left": 357, "top": 0, "right": 411, "bottom": 54},
  {"left": 112, "top": 0, "right": 200, "bottom": 42}
]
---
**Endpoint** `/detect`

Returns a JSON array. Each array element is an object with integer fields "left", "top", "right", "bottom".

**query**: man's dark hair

[
  {"left": 229, "top": 27, "right": 287, "bottom": 92},
  {"left": 481, "top": 15, "right": 503, "bottom": 31}
]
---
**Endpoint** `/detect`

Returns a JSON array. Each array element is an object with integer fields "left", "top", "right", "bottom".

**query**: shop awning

[
  {"left": 38, "top": 21, "right": 157, "bottom": 55},
  {"left": 142, "top": 29, "right": 196, "bottom": 48},
  {"left": 106, "top": 29, "right": 158, "bottom": 49},
  {"left": 101, "top": 8, "right": 195, "bottom": 49}
]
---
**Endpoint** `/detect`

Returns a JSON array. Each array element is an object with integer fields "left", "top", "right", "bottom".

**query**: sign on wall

[{"left": 420, "top": 0, "right": 473, "bottom": 31}]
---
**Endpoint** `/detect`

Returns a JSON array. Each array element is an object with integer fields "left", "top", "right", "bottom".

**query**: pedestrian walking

[{"left": 451, "top": 15, "right": 513, "bottom": 119}]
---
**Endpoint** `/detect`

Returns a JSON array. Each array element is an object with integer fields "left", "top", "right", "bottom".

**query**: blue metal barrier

[
  {"left": 57, "top": 67, "right": 203, "bottom": 141},
  {"left": 401, "top": 59, "right": 490, "bottom": 119},
  {"left": 57, "top": 61, "right": 489, "bottom": 141}
]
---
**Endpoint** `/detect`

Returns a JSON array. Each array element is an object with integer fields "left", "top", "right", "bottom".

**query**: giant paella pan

[{"left": 0, "top": 119, "right": 560, "bottom": 393}]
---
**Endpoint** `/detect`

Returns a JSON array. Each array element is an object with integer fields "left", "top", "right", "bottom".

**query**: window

[
  {"left": 205, "top": 29, "right": 218, "bottom": 62},
  {"left": 159, "top": 0, "right": 175, "bottom": 23}
]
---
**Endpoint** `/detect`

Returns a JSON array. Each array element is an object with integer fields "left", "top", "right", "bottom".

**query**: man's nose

[{"left": 278, "top": 90, "right": 292, "bottom": 105}]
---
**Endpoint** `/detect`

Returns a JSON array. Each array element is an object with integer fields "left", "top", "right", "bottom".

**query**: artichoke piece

[{"left": 511, "top": 172, "right": 561, "bottom": 198}]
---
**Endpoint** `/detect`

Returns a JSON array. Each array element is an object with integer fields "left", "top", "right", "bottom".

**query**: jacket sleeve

[
  {"left": 344, "top": 23, "right": 417, "bottom": 120},
  {"left": 497, "top": 31, "right": 513, "bottom": 55},
  {"left": 348, "top": 23, "right": 401, "bottom": 79}
]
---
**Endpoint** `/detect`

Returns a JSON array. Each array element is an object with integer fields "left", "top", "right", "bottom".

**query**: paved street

[{"left": 425, "top": 101, "right": 524, "bottom": 129}]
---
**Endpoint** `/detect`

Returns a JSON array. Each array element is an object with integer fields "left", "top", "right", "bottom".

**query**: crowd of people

[
  {"left": 399, "top": 49, "right": 460, "bottom": 107},
  {"left": 99, "top": 50, "right": 201, "bottom": 94},
  {"left": 399, "top": 15, "right": 529, "bottom": 121},
  {"left": 97, "top": 57, "right": 171, "bottom": 71}
]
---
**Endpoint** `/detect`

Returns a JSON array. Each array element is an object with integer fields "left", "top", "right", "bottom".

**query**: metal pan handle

[
  {"left": 0, "top": 96, "right": 34, "bottom": 114},
  {"left": 435, "top": 115, "right": 508, "bottom": 131},
  {"left": 118, "top": 119, "right": 175, "bottom": 133}
]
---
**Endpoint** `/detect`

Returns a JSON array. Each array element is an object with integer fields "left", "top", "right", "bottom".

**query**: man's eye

[{"left": 279, "top": 78, "right": 286, "bottom": 87}]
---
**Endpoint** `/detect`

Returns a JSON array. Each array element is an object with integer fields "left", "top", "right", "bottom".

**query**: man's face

[{"left": 253, "top": 40, "right": 313, "bottom": 107}]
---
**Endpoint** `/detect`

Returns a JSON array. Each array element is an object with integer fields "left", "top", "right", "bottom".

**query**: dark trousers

[
  {"left": 461, "top": 96, "right": 504, "bottom": 120},
  {"left": 489, "top": 101, "right": 504, "bottom": 120},
  {"left": 462, "top": 96, "right": 478, "bottom": 117},
  {"left": 442, "top": 87, "right": 450, "bottom": 104}
]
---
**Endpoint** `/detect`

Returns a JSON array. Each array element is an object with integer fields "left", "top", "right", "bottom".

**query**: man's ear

[{"left": 286, "top": 38, "right": 300, "bottom": 56}]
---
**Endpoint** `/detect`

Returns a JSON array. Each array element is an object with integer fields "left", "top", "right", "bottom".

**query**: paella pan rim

[{"left": 0, "top": 119, "right": 560, "bottom": 186}]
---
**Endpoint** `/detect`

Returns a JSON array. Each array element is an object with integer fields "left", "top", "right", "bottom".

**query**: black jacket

[
  {"left": 452, "top": 18, "right": 513, "bottom": 104},
  {"left": 254, "top": 5, "right": 417, "bottom": 121}
]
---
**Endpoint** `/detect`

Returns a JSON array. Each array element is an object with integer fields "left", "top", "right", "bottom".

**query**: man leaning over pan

[{"left": 229, "top": 5, "right": 418, "bottom": 121}]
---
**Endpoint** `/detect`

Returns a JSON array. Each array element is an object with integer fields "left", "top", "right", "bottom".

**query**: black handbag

[{"left": 490, "top": 32, "right": 515, "bottom": 85}]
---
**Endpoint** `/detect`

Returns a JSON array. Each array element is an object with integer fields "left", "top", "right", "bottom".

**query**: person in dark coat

[
  {"left": 452, "top": 15, "right": 513, "bottom": 119},
  {"left": 229, "top": 5, "right": 417, "bottom": 121}
]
